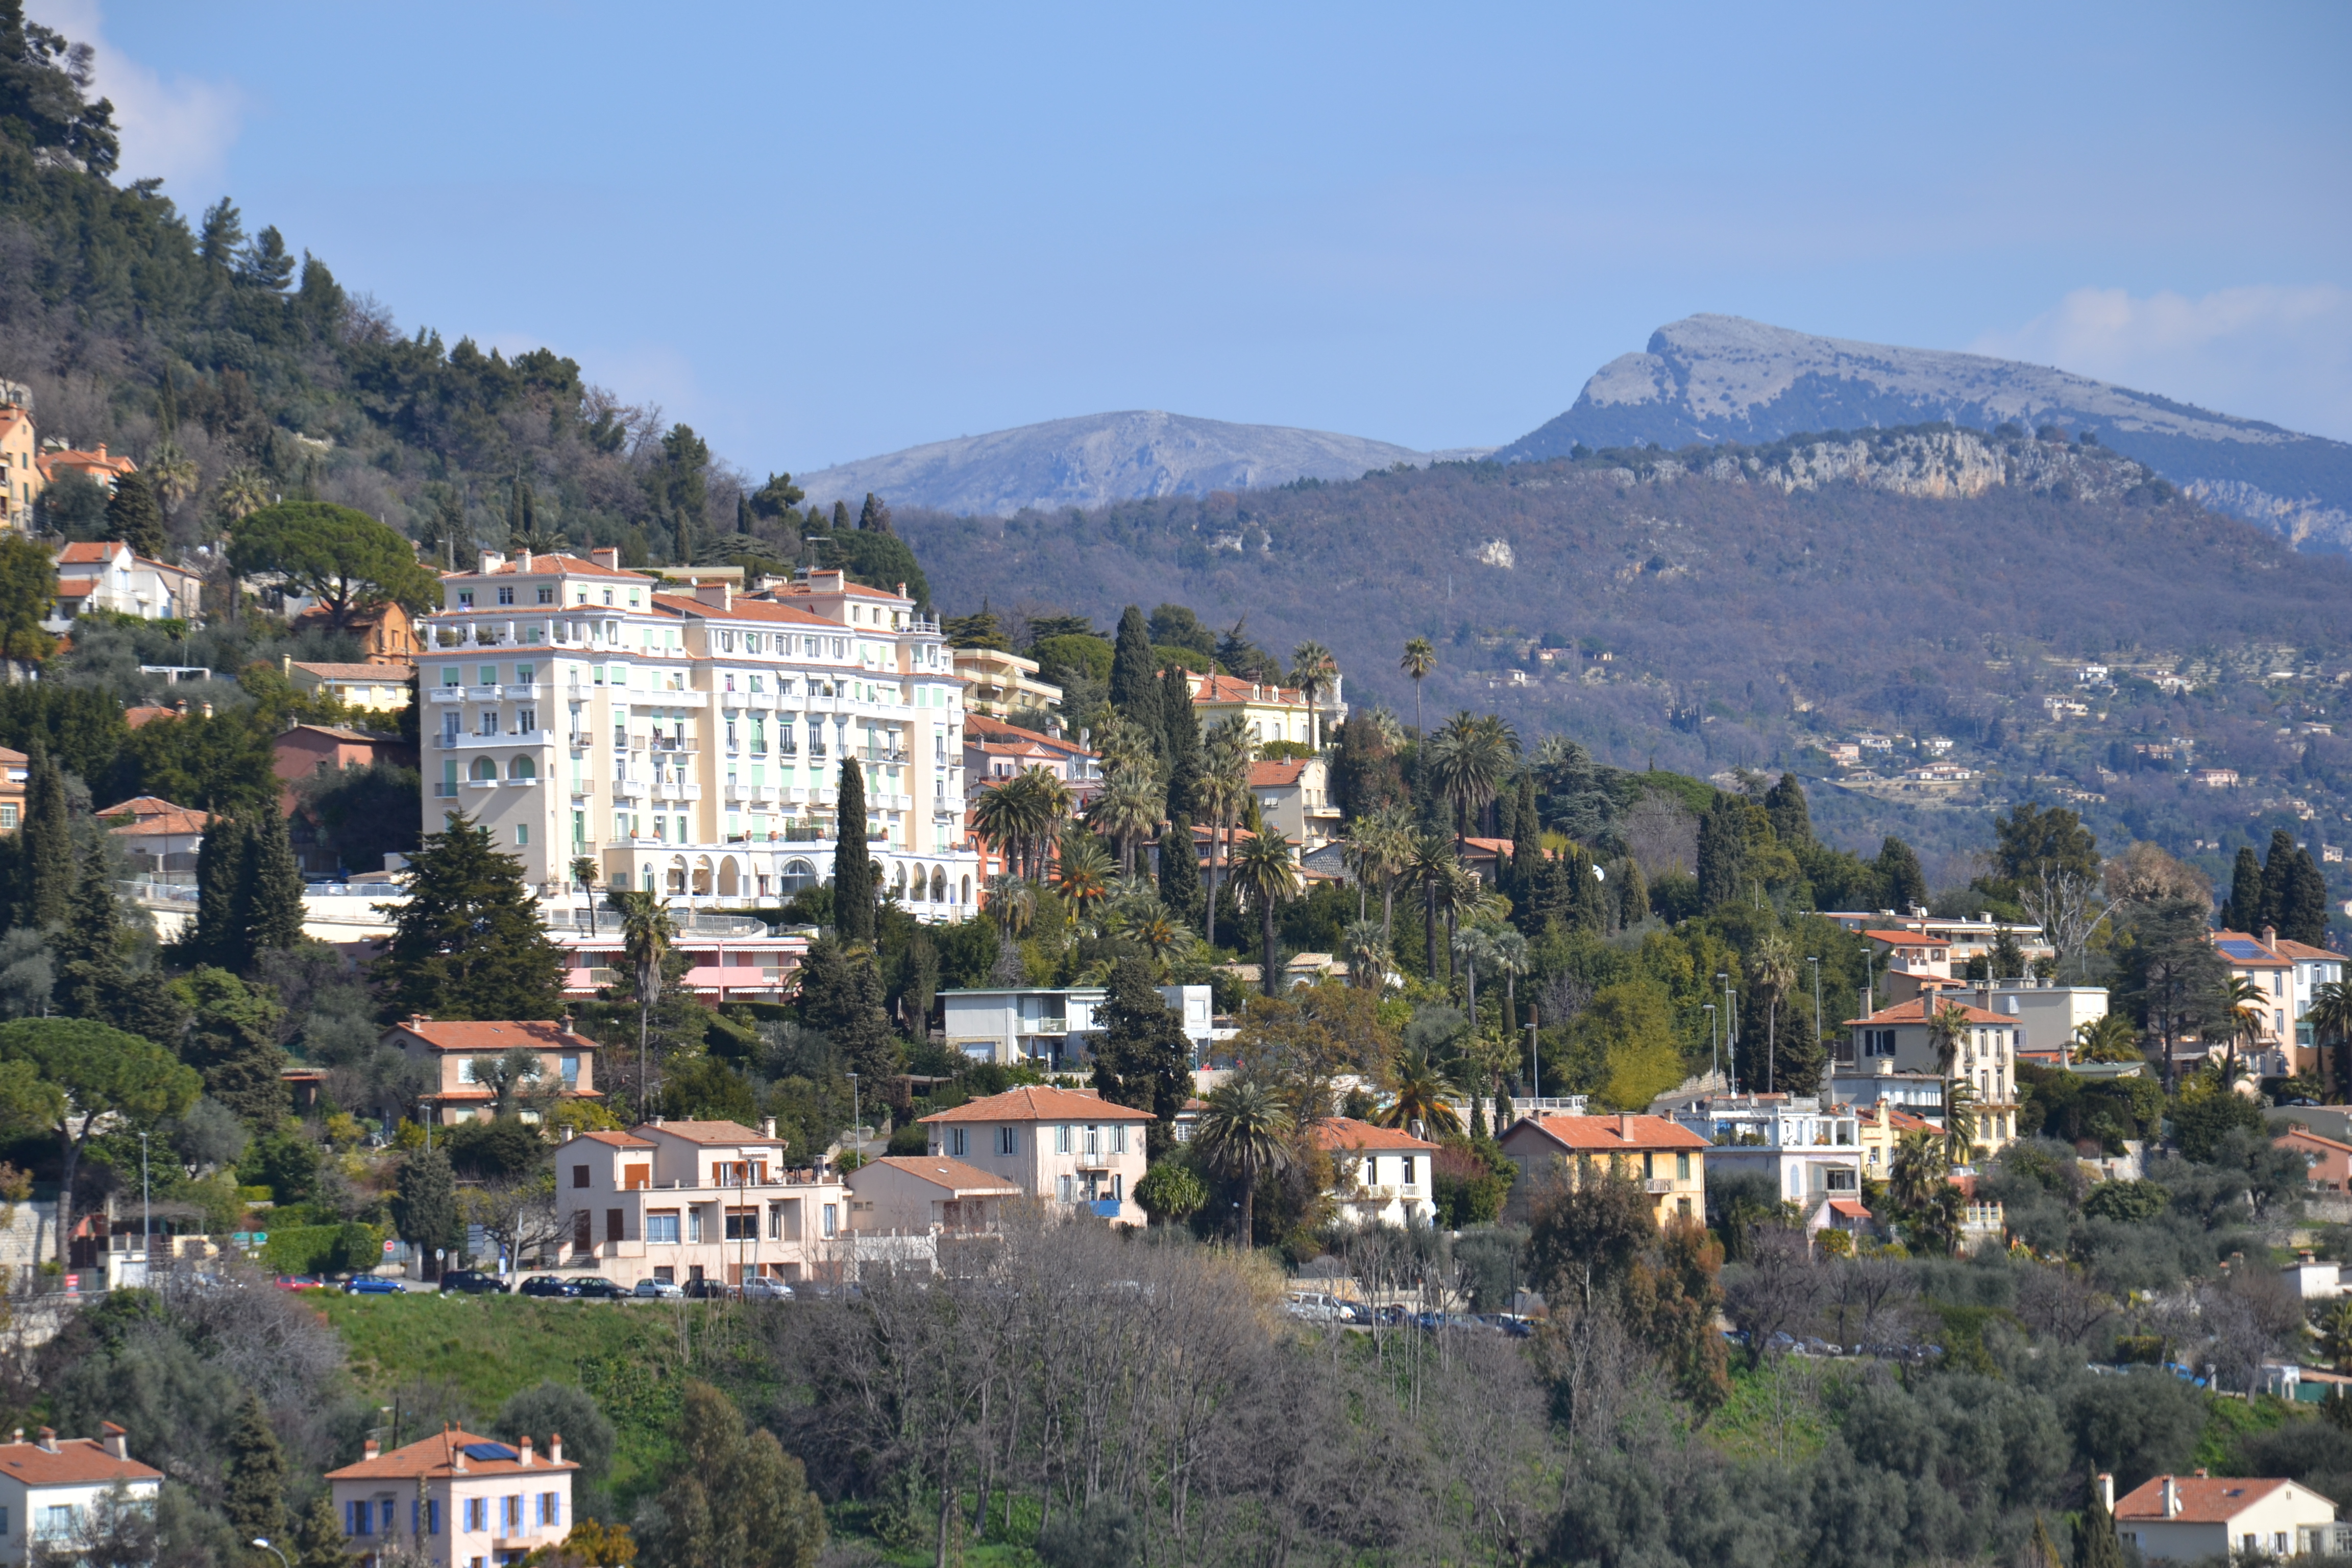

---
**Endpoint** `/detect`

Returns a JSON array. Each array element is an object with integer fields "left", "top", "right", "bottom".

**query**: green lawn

[{"left": 311, "top": 1293, "right": 774, "bottom": 1505}]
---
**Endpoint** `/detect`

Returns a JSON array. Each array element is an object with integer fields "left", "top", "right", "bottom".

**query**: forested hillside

[{"left": 902, "top": 427, "right": 2352, "bottom": 886}]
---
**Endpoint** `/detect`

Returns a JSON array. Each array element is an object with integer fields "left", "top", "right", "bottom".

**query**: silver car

[
  {"left": 632, "top": 1278, "right": 684, "bottom": 1299},
  {"left": 740, "top": 1276, "right": 794, "bottom": 1302}
]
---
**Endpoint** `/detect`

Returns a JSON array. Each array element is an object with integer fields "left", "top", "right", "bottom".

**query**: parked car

[
  {"left": 438, "top": 1270, "right": 508, "bottom": 1295},
  {"left": 341, "top": 1275, "right": 405, "bottom": 1295},
  {"left": 633, "top": 1278, "right": 685, "bottom": 1300},
  {"left": 682, "top": 1277, "right": 729, "bottom": 1300},
  {"left": 570, "top": 1277, "right": 628, "bottom": 1300},
  {"left": 519, "top": 1275, "right": 580, "bottom": 1298},
  {"left": 1283, "top": 1291, "right": 1354, "bottom": 1323},
  {"left": 740, "top": 1276, "right": 793, "bottom": 1302},
  {"left": 272, "top": 1275, "right": 327, "bottom": 1291}
]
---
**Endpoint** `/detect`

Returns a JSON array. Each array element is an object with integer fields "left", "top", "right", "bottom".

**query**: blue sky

[{"left": 41, "top": 1, "right": 2352, "bottom": 473}]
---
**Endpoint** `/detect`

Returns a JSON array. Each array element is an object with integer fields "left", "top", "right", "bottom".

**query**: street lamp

[
  {"left": 1717, "top": 973, "right": 1734, "bottom": 1092},
  {"left": 846, "top": 1072, "right": 860, "bottom": 1158},
  {"left": 1807, "top": 957, "right": 1822, "bottom": 1064},
  {"left": 138, "top": 1131, "right": 151, "bottom": 1278},
  {"left": 252, "top": 1540, "right": 290, "bottom": 1568},
  {"left": 1703, "top": 1003, "right": 1718, "bottom": 1083}
]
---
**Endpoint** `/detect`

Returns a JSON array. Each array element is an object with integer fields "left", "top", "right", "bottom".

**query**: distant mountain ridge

[
  {"left": 794, "top": 410, "right": 1489, "bottom": 517},
  {"left": 1498, "top": 314, "right": 2352, "bottom": 552}
]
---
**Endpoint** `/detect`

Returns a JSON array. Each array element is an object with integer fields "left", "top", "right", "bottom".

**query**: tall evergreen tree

[
  {"left": 221, "top": 1390, "right": 288, "bottom": 1553},
  {"left": 2226, "top": 844, "right": 2265, "bottom": 931},
  {"left": 2074, "top": 1482, "right": 2127, "bottom": 1568},
  {"left": 1696, "top": 797, "right": 1749, "bottom": 913},
  {"left": 171, "top": 966, "right": 290, "bottom": 1130},
  {"left": 1158, "top": 815, "right": 1203, "bottom": 927},
  {"left": 1108, "top": 605, "right": 1162, "bottom": 733},
  {"left": 192, "top": 812, "right": 252, "bottom": 969},
  {"left": 1874, "top": 836, "right": 1928, "bottom": 912},
  {"left": 390, "top": 1144, "right": 463, "bottom": 1264},
  {"left": 796, "top": 933, "right": 899, "bottom": 1083},
  {"left": 855, "top": 491, "right": 893, "bottom": 535},
  {"left": 1161, "top": 663, "right": 1201, "bottom": 821},
  {"left": 291, "top": 1490, "right": 354, "bottom": 1568},
  {"left": 2284, "top": 846, "right": 2332, "bottom": 948},
  {"left": 16, "top": 738, "right": 70, "bottom": 930},
  {"left": 832, "top": 758, "right": 873, "bottom": 942},
  {"left": 1092, "top": 957, "right": 1192, "bottom": 1158},
  {"left": 1763, "top": 772, "right": 1812, "bottom": 845},
  {"left": 2258, "top": 828, "right": 2300, "bottom": 936},
  {"left": 372, "top": 815, "right": 565, "bottom": 1022},
  {"left": 241, "top": 798, "right": 305, "bottom": 957},
  {"left": 640, "top": 1382, "right": 825, "bottom": 1568},
  {"left": 1616, "top": 857, "right": 1650, "bottom": 926},
  {"left": 103, "top": 471, "right": 166, "bottom": 558}
]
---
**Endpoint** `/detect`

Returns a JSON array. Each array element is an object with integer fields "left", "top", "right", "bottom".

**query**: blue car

[{"left": 341, "top": 1275, "right": 406, "bottom": 1295}]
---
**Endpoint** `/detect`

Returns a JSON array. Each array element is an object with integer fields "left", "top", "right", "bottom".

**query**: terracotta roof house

[
  {"left": 0, "top": 1424, "right": 162, "bottom": 1561},
  {"left": 95, "top": 794, "right": 207, "bottom": 875},
  {"left": 846, "top": 1155, "right": 1023, "bottom": 1235},
  {"left": 0, "top": 404, "right": 38, "bottom": 531},
  {"left": 1311, "top": 1117, "right": 1439, "bottom": 1228},
  {"left": 920, "top": 1086, "right": 1150, "bottom": 1223},
  {"left": 289, "top": 598, "right": 421, "bottom": 664},
  {"left": 2112, "top": 1470, "right": 2340, "bottom": 1562},
  {"left": 555, "top": 1117, "right": 844, "bottom": 1291},
  {"left": 1497, "top": 1112, "right": 1708, "bottom": 1226},
  {"left": 34, "top": 443, "right": 136, "bottom": 492},
  {"left": 380, "top": 1018, "right": 598, "bottom": 1124},
  {"left": 325, "top": 1428, "right": 577, "bottom": 1565},
  {"left": 285, "top": 658, "right": 414, "bottom": 716},
  {"left": 0, "top": 746, "right": 22, "bottom": 837}
]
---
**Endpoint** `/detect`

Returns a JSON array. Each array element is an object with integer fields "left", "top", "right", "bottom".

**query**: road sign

[{"left": 382, "top": 1238, "right": 396, "bottom": 1256}]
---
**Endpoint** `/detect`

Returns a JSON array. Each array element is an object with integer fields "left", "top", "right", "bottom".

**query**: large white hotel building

[{"left": 415, "top": 550, "right": 979, "bottom": 917}]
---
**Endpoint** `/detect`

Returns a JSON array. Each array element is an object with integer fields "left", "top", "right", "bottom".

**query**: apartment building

[
  {"left": 919, "top": 1086, "right": 1152, "bottom": 1223},
  {"left": 1671, "top": 1095, "right": 1867, "bottom": 1231},
  {"left": 950, "top": 647, "right": 1063, "bottom": 720},
  {"left": 325, "top": 1429, "right": 576, "bottom": 1568},
  {"left": 1182, "top": 670, "right": 1347, "bottom": 750},
  {"left": 2215, "top": 926, "right": 2348, "bottom": 1077},
  {"left": 1843, "top": 994, "right": 2020, "bottom": 1154},
  {"left": 846, "top": 1156, "right": 1022, "bottom": 1234},
  {"left": 414, "top": 553, "right": 978, "bottom": 916},
  {"left": 285, "top": 658, "right": 415, "bottom": 715},
  {"left": 0, "top": 400, "right": 37, "bottom": 531},
  {"left": 46, "top": 541, "right": 203, "bottom": 628},
  {"left": 557, "top": 1120, "right": 847, "bottom": 1287}
]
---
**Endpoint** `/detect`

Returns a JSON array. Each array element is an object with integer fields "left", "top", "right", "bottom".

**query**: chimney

[
  {"left": 2194, "top": 1468, "right": 2209, "bottom": 1480},
  {"left": 650, "top": 1115, "right": 664, "bottom": 1126},
  {"left": 695, "top": 581, "right": 730, "bottom": 611},
  {"left": 201, "top": 701, "right": 213, "bottom": 720},
  {"left": 2099, "top": 1473, "right": 2114, "bottom": 1514},
  {"left": 452, "top": 1442, "right": 467, "bottom": 1474},
  {"left": 362, "top": 1437, "right": 380, "bottom": 1462},
  {"left": 762, "top": 1116, "right": 777, "bottom": 1140},
  {"left": 519, "top": 1436, "right": 534, "bottom": 1467},
  {"left": 2264, "top": 924, "right": 2278, "bottom": 947},
  {"left": 9, "top": 1429, "right": 20, "bottom": 1444},
  {"left": 282, "top": 654, "right": 292, "bottom": 678},
  {"left": 549, "top": 1433, "right": 563, "bottom": 1465},
  {"left": 1619, "top": 1111, "right": 1635, "bottom": 1139},
  {"left": 479, "top": 551, "right": 505, "bottom": 573},
  {"left": 518, "top": 550, "right": 532, "bottom": 573},
  {"left": 94, "top": 443, "right": 106, "bottom": 459},
  {"left": 101, "top": 1423, "right": 127, "bottom": 1461},
  {"left": 561, "top": 1124, "right": 576, "bottom": 1142},
  {"left": 36, "top": 1428, "right": 56, "bottom": 1453},
  {"left": 2162, "top": 1476, "right": 2178, "bottom": 1517}
]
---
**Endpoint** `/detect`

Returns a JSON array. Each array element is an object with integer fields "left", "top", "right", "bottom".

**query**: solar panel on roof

[
  {"left": 2218, "top": 940, "right": 2269, "bottom": 960},
  {"left": 461, "top": 1443, "right": 517, "bottom": 1462}
]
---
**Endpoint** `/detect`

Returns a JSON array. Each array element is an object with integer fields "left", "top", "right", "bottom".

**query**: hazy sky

[{"left": 39, "top": 2, "right": 2352, "bottom": 474}]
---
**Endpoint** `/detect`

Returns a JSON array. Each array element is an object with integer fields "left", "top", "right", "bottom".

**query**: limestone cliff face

[
  {"left": 1502, "top": 314, "right": 2352, "bottom": 554},
  {"left": 1603, "top": 426, "right": 2159, "bottom": 506}
]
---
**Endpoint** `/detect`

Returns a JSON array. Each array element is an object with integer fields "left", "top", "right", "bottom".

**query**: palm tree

[
  {"left": 1193, "top": 1077, "right": 1295, "bottom": 1246},
  {"left": 1089, "top": 770, "right": 1163, "bottom": 878},
  {"left": 2212, "top": 974, "right": 2268, "bottom": 1082},
  {"left": 1408, "top": 831, "right": 1456, "bottom": 978},
  {"left": 1346, "top": 804, "right": 1415, "bottom": 942},
  {"left": 1399, "top": 637, "right": 1436, "bottom": 739},
  {"left": 1290, "top": 642, "right": 1339, "bottom": 751},
  {"left": 1942, "top": 1078, "right": 1980, "bottom": 1168},
  {"left": 1377, "top": 1047, "right": 1462, "bottom": 1136},
  {"left": 982, "top": 873, "right": 1035, "bottom": 936},
  {"left": 1427, "top": 712, "right": 1510, "bottom": 844},
  {"left": 2070, "top": 1013, "right": 2141, "bottom": 1066},
  {"left": 1194, "top": 717, "right": 1252, "bottom": 948},
  {"left": 145, "top": 438, "right": 201, "bottom": 518},
  {"left": 1124, "top": 906, "right": 1193, "bottom": 974},
  {"left": 1340, "top": 918, "right": 1389, "bottom": 991},
  {"left": 971, "top": 777, "right": 1027, "bottom": 882},
  {"left": 1229, "top": 827, "right": 1300, "bottom": 998},
  {"left": 2310, "top": 979, "right": 2352, "bottom": 1101},
  {"left": 1054, "top": 827, "right": 1114, "bottom": 917},
  {"left": 1752, "top": 932, "right": 1798, "bottom": 1094},
  {"left": 1489, "top": 925, "right": 1532, "bottom": 1044},
  {"left": 1927, "top": 1000, "right": 1971, "bottom": 1080},
  {"left": 1452, "top": 923, "right": 1499, "bottom": 1029},
  {"left": 569, "top": 857, "right": 599, "bottom": 936},
  {"left": 609, "top": 888, "right": 674, "bottom": 1112}
]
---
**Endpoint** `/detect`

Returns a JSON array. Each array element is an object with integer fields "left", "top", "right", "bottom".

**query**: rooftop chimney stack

[
  {"left": 1619, "top": 1111, "right": 1635, "bottom": 1139},
  {"left": 550, "top": 1432, "right": 564, "bottom": 1465},
  {"left": 762, "top": 1116, "right": 777, "bottom": 1139},
  {"left": 591, "top": 547, "right": 621, "bottom": 570},
  {"left": 101, "top": 1423, "right": 127, "bottom": 1461},
  {"left": 2099, "top": 1473, "right": 2114, "bottom": 1513},
  {"left": 520, "top": 1436, "right": 534, "bottom": 1467},
  {"left": 2162, "top": 1476, "right": 2178, "bottom": 1517},
  {"left": 479, "top": 551, "right": 505, "bottom": 573},
  {"left": 362, "top": 1438, "right": 380, "bottom": 1462},
  {"left": 2264, "top": 924, "right": 2278, "bottom": 946},
  {"left": 36, "top": 1428, "right": 56, "bottom": 1453}
]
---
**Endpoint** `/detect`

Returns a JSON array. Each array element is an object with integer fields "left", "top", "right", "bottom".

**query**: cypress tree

[
  {"left": 1161, "top": 664, "right": 1201, "bottom": 822},
  {"left": 193, "top": 812, "right": 251, "bottom": 969},
  {"left": 241, "top": 798, "right": 305, "bottom": 957},
  {"left": 1616, "top": 857, "right": 1650, "bottom": 926},
  {"left": 103, "top": 471, "right": 166, "bottom": 559},
  {"left": 17, "top": 739, "right": 70, "bottom": 930},
  {"left": 2258, "top": 828, "right": 2299, "bottom": 936},
  {"left": 2226, "top": 845, "right": 2264, "bottom": 932},
  {"left": 390, "top": 1144, "right": 463, "bottom": 1263},
  {"left": 221, "top": 1390, "right": 287, "bottom": 1552},
  {"left": 855, "top": 491, "right": 893, "bottom": 535},
  {"left": 1159, "top": 814, "right": 1203, "bottom": 927},
  {"left": 56, "top": 838, "right": 128, "bottom": 1024},
  {"left": 829, "top": 499, "right": 851, "bottom": 534},
  {"left": 1509, "top": 770, "right": 1539, "bottom": 847},
  {"left": 1873, "top": 836, "right": 1927, "bottom": 913},
  {"left": 2285, "top": 847, "right": 2332, "bottom": 948},
  {"left": 1108, "top": 605, "right": 1162, "bottom": 733},
  {"left": 1764, "top": 772, "right": 1812, "bottom": 845},
  {"left": 1697, "top": 798, "right": 1748, "bottom": 913},
  {"left": 832, "top": 758, "right": 873, "bottom": 942},
  {"left": 2075, "top": 1484, "right": 2127, "bottom": 1568}
]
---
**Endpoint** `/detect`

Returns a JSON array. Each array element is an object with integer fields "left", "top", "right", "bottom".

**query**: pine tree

[
  {"left": 104, "top": 472, "right": 166, "bottom": 558},
  {"left": 222, "top": 1391, "right": 288, "bottom": 1552},
  {"left": 16, "top": 739, "right": 70, "bottom": 930},
  {"left": 241, "top": 798, "right": 305, "bottom": 957},
  {"left": 796, "top": 934, "right": 899, "bottom": 1083},
  {"left": 390, "top": 1144, "right": 463, "bottom": 1261},
  {"left": 192, "top": 812, "right": 252, "bottom": 969},
  {"left": 2227, "top": 845, "right": 2264, "bottom": 931},
  {"left": 372, "top": 815, "right": 565, "bottom": 1022},
  {"left": 832, "top": 758, "right": 873, "bottom": 943},
  {"left": 1108, "top": 605, "right": 1162, "bottom": 731},
  {"left": 56, "top": 839, "right": 128, "bottom": 1025},
  {"left": 855, "top": 491, "right": 893, "bottom": 535},
  {"left": 172, "top": 966, "right": 289, "bottom": 1130},
  {"left": 1764, "top": 772, "right": 1812, "bottom": 845},
  {"left": 2259, "top": 828, "right": 2300, "bottom": 935},
  {"left": 291, "top": 1489, "right": 354, "bottom": 1568}
]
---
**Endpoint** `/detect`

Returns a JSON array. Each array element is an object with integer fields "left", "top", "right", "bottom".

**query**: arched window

[
  {"left": 471, "top": 757, "right": 499, "bottom": 781},
  {"left": 509, "top": 756, "right": 537, "bottom": 780},
  {"left": 961, "top": 874, "right": 972, "bottom": 905},
  {"left": 930, "top": 867, "right": 947, "bottom": 903}
]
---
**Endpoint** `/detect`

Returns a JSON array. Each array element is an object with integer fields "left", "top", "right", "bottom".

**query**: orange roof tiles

[
  {"left": 1503, "top": 1113, "right": 1710, "bottom": 1153},
  {"left": 290, "top": 661, "right": 410, "bottom": 681},
  {"left": 1842, "top": 995, "right": 2019, "bottom": 1029},
  {"left": 1184, "top": 670, "right": 1305, "bottom": 704},
  {"left": 1248, "top": 760, "right": 1310, "bottom": 788},
  {"left": 920, "top": 1086, "right": 1154, "bottom": 1124},
  {"left": 326, "top": 1428, "right": 579, "bottom": 1482},
  {"left": 2113, "top": 1476, "right": 2307, "bottom": 1524},
  {"left": 0, "top": 1431, "right": 161, "bottom": 1487},
  {"left": 56, "top": 541, "right": 122, "bottom": 565},
  {"left": 863, "top": 1156, "right": 1022, "bottom": 1193},
  {"left": 1311, "top": 1116, "right": 1437, "bottom": 1154},
  {"left": 2275, "top": 938, "right": 2349, "bottom": 962},
  {"left": 469, "top": 553, "right": 647, "bottom": 579},
  {"left": 574, "top": 1130, "right": 657, "bottom": 1149},
  {"left": 639, "top": 1118, "right": 782, "bottom": 1146},
  {"left": 387, "top": 1019, "right": 585, "bottom": 1053},
  {"left": 122, "top": 704, "right": 176, "bottom": 728},
  {"left": 649, "top": 593, "right": 835, "bottom": 627}
]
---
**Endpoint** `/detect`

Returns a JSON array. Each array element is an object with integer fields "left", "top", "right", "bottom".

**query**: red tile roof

[
  {"left": 638, "top": 1118, "right": 782, "bottom": 1146},
  {"left": 964, "top": 715, "right": 1095, "bottom": 756},
  {"left": 108, "top": 808, "right": 207, "bottom": 838},
  {"left": 574, "top": 1130, "right": 656, "bottom": 1149},
  {"left": 1248, "top": 759, "right": 1310, "bottom": 788},
  {"left": 649, "top": 593, "right": 835, "bottom": 627},
  {"left": 290, "top": 661, "right": 411, "bottom": 681},
  {"left": 469, "top": 553, "right": 647, "bottom": 579},
  {"left": 55, "top": 541, "right": 122, "bottom": 564},
  {"left": 2212, "top": 930, "right": 2293, "bottom": 968},
  {"left": 1311, "top": 1116, "right": 1437, "bottom": 1154},
  {"left": 2278, "top": 1126, "right": 2352, "bottom": 1156},
  {"left": 920, "top": 1086, "right": 1154, "bottom": 1124},
  {"left": 2274, "top": 938, "right": 2349, "bottom": 962},
  {"left": 326, "top": 1428, "right": 579, "bottom": 1482},
  {"left": 859, "top": 1156, "right": 1022, "bottom": 1194},
  {"left": 387, "top": 1019, "right": 585, "bottom": 1053},
  {"left": 2113, "top": 1475, "right": 2308, "bottom": 1524},
  {"left": 1863, "top": 929, "right": 1946, "bottom": 948},
  {"left": 1501, "top": 1113, "right": 1710, "bottom": 1153},
  {"left": 1184, "top": 671, "right": 1306, "bottom": 704},
  {"left": 122, "top": 705, "right": 176, "bottom": 728},
  {"left": 0, "top": 1431, "right": 161, "bottom": 1487},
  {"left": 1842, "top": 995, "right": 2019, "bottom": 1029}
]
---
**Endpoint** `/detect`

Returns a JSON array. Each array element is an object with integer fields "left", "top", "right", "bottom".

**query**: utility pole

[
  {"left": 139, "top": 1131, "right": 151, "bottom": 1279},
  {"left": 847, "top": 1071, "right": 860, "bottom": 1162},
  {"left": 1704, "top": 1003, "right": 1718, "bottom": 1084},
  {"left": 1808, "top": 957, "right": 1822, "bottom": 1067},
  {"left": 1719, "top": 972, "right": 1736, "bottom": 1094},
  {"left": 1526, "top": 1004, "right": 1539, "bottom": 1101}
]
